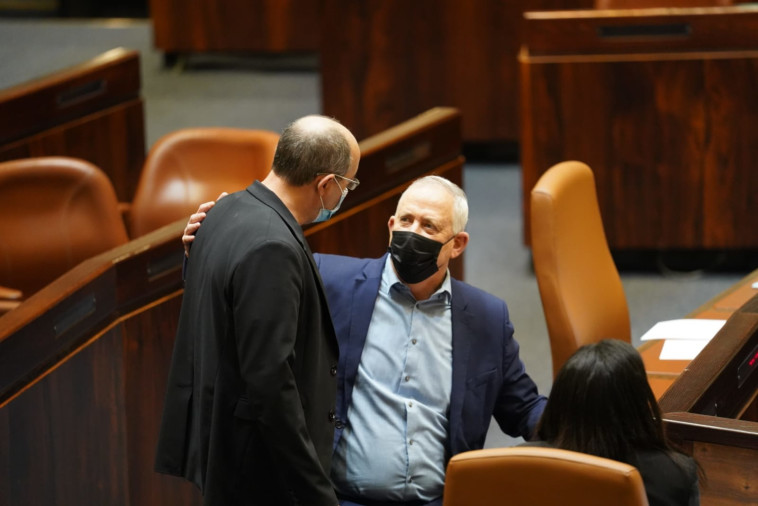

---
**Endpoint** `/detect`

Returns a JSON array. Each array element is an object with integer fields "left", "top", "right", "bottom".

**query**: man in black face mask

[{"left": 183, "top": 176, "right": 546, "bottom": 506}]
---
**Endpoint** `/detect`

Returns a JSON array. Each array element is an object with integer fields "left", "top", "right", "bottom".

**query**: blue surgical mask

[{"left": 313, "top": 177, "right": 348, "bottom": 223}]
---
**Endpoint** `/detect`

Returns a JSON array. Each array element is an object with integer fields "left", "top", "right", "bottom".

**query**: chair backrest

[
  {"left": 443, "top": 447, "right": 649, "bottom": 506},
  {"left": 0, "top": 156, "right": 129, "bottom": 296},
  {"left": 129, "top": 127, "right": 279, "bottom": 237},
  {"left": 530, "top": 161, "right": 631, "bottom": 378}
]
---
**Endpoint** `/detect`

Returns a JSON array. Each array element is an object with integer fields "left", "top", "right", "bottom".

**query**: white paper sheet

[
  {"left": 640, "top": 319, "right": 726, "bottom": 341},
  {"left": 639, "top": 319, "right": 726, "bottom": 361},
  {"left": 659, "top": 339, "right": 710, "bottom": 361}
]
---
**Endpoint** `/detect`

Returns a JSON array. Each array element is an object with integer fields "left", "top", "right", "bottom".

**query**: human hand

[{"left": 182, "top": 192, "right": 228, "bottom": 257}]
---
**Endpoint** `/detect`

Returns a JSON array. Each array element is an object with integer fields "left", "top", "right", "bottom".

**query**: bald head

[{"left": 272, "top": 115, "right": 359, "bottom": 186}]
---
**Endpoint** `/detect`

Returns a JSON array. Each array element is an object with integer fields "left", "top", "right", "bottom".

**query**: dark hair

[
  {"left": 537, "top": 339, "right": 671, "bottom": 463},
  {"left": 272, "top": 115, "right": 353, "bottom": 186}
]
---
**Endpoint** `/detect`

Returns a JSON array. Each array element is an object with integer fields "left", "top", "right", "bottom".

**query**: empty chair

[
  {"left": 443, "top": 446, "right": 648, "bottom": 506},
  {"left": 530, "top": 161, "right": 630, "bottom": 378},
  {"left": 0, "top": 156, "right": 129, "bottom": 309},
  {"left": 129, "top": 127, "right": 279, "bottom": 237}
]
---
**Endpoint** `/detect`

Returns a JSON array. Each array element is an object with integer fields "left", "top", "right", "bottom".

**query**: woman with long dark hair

[{"left": 532, "top": 339, "right": 700, "bottom": 506}]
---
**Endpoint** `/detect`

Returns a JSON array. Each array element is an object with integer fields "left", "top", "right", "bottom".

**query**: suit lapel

[
  {"left": 341, "top": 256, "right": 385, "bottom": 411},
  {"left": 449, "top": 278, "right": 473, "bottom": 455}
]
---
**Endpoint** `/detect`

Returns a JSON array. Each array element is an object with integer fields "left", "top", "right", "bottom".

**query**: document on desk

[{"left": 640, "top": 319, "right": 726, "bottom": 361}]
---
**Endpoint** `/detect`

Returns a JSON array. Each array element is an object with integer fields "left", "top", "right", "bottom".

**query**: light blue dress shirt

[{"left": 332, "top": 256, "right": 453, "bottom": 501}]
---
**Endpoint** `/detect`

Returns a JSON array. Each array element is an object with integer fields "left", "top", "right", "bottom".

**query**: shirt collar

[{"left": 381, "top": 255, "right": 452, "bottom": 304}]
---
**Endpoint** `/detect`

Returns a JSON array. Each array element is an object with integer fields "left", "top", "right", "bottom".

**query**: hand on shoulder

[{"left": 183, "top": 192, "right": 228, "bottom": 257}]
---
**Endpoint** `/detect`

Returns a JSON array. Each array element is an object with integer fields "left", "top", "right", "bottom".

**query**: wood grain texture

[
  {"left": 0, "top": 100, "right": 145, "bottom": 202},
  {"left": 656, "top": 294, "right": 758, "bottom": 505},
  {"left": 321, "top": 0, "right": 592, "bottom": 143},
  {"left": 0, "top": 48, "right": 145, "bottom": 202},
  {"left": 693, "top": 441, "right": 757, "bottom": 505},
  {"left": 520, "top": 7, "right": 758, "bottom": 249},
  {"left": 0, "top": 327, "right": 130, "bottom": 506},
  {"left": 122, "top": 296, "right": 202, "bottom": 506},
  {"left": 149, "top": 0, "right": 320, "bottom": 52}
]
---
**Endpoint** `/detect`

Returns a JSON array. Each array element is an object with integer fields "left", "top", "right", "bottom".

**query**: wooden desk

[
  {"left": 0, "top": 109, "right": 464, "bottom": 506},
  {"left": 641, "top": 268, "right": 758, "bottom": 398},
  {"left": 148, "top": 0, "right": 319, "bottom": 63},
  {"left": 638, "top": 269, "right": 758, "bottom": 505},
  {"left": 0, "top": 48, "right": 145, "bottom": 202},
  {"left": 520, "top": 6, "right": 758, "bottom": 249},
  {"left": 321, "top": 0, "right": 594, "bottom": 145}
]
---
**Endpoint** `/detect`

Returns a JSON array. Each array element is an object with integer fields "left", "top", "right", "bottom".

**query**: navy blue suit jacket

[{"left": 315, "top": 253, "right": 547, "bottom": 461}]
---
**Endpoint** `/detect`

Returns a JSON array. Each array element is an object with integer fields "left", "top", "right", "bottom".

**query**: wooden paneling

[
  {"left": 0, "top": 327, "right": 131, "bottom": 505},
  {"left": 122, "top": 295, "right": 201, "bottom": 506},
  {"left": 149, "top": 0, "right": 320, "bottom": 53},
  {"left": 520, "top": 7, "right": 758, "bottom": 249},
  {"left": 693, "top": 441, "right": 757, "bottom": 505},
  {"left": 320, "top": 0, "right": 593, "bottom": 144},
  {"left": 0, "top": 108, "right": 464, "bottom": 506},
  {"left": 654, "top": 294, "right": 758, "bottom": 505},
  {"left": 0, "top": 47, "right": 146, "bottom": 201}
]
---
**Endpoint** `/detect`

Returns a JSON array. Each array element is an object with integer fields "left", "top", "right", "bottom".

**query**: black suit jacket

[{"left": 155, "top": 182, "right": 339, "bottom": 506}]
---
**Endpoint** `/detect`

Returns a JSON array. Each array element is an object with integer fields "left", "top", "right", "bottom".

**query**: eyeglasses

[{"left": 318, "top": 173, "right": 360, "bottom": 191}]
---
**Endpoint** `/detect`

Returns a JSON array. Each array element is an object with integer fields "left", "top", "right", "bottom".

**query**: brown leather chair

[
  {"left": 128, "top": 127, "right": 280, "bottom": 237},
  {"left": 0, "top": 156, "right": 129, "bottom": 311},
  {"left": 530, "top": 161, "right": 631, "bottom": 378},
  {"left": 595, "top": 0, "right": 732, "bottom": 7},
  {"left": 443, "top": 447, "right": 649, "bottom": 506}
]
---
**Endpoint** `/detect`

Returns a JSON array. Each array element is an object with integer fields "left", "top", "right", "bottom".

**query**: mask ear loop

[
  {"left": 442, "top": 233, "right": 458, "bottom": 246},
  {"left": 316, "top": 174, "right": 332, "bottom": 215}
]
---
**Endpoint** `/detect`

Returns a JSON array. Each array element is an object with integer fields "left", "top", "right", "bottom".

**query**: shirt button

[
  {"left": 404, "top": 375, "right": 410, "bottom": 382},
  {"left": 330, "top": 366, "right": 337, "bottom": 376},
  {"left": 409, "top": 439, "right": 414, "bottom": 445},
  {"left": 411, "top": 339, "right": 417, "bottom": 345},
  {"left": 408, "top": 401, "right": 413, "bottom": 407},
  {"left": 328, "top": 410, "right": 336, "bottom": 422}
]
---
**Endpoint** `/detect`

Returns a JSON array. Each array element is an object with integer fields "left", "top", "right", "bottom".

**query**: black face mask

[{"left": 388, "top": 230, "right": 451, "bottom": 284}]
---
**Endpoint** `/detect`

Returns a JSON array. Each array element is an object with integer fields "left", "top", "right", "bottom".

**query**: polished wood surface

[
  {"left": 520, "top": 7, "right": 758, "bottom": 249},
  {"left": 0, "top": 108, "right": 464, "bottom": 506},
  {"left": 149, "top": 0, "right": 319, "bottom": 54},
  {"left": 0, "top": 47, "right": 145, "bottom": 201},
  {"left": 636, "top": 268, "right": 758, "bottom": 505},
  {"left": 641, "top": 268, "right": 758, "bottom": 397},
  {"left": 596, "top": 0, "right": 734, "bottom": 7},
  {"left": 321, "top": 0, "right": 593, "bottom": 144},
  {"left": 657, "top": 292, "right": 758, "bottom": 505}
]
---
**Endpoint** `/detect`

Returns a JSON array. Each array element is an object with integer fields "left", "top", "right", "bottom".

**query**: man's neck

[{"left": 262, "top": 173, "right": 313, "bottom": 225}]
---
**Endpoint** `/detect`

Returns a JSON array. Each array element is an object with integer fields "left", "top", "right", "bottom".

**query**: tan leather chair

[
  {"left": 443, "top": 447, "right": 649, "bottom": 506},
  {"left": 530, "top": 161, "right": 631, "bottom": 378},
  {"left": 595, "top": 0, "right": 732, "bottom": 7},
  {"left": 129, "top": 127, "right": 280, "bottom": 237},
  {"left": 0, "top": 157, "right": 129, "bottom": 311}
]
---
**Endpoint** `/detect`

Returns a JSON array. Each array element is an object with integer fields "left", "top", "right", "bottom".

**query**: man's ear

[
  {"left": 387, "top": 216, "right": 396, "bottom": 245},
  {"left": 450, "top": 232, "right": 470, "bottom": 259},
  {"left": 316, "top": 173, "right": 332, "bottom": 195}
]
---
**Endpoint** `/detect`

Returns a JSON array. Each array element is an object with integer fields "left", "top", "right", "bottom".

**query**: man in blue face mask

[
  {"left": 156, "top": 115, "right": 359, "bottom": 506},
  {"left": 183, "top": 176, "right": 546, "bottom": 506}
]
